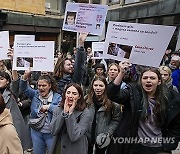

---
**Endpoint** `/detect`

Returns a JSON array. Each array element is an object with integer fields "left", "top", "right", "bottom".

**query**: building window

[
  {"left": 71, "top": 0, "right": 89, "bottom": 3},
  {"left": 125, "top": 0, "right": 152, "bottom": 4},
  {"left": 92, "top": 0, "right": 101, "bottom": 4},
  {"left": 60, "top": 0, "right": 68, "bottom": 14},
  {"left": 71, "top": 0, "right": 101, "bottom": 4},
  {"left": 45, "top": 0, "right": 59, "bottom": 11},
  {"left": 127, "top": 19, "right": 137, "bottom": 23},
  {"left": 161, "top": 16, "right": 174, "bottom": 26},
  {"left": 125, "top": 0, "right": 139, "bottom": 4},
  {"left": 138, "top": 17, "right": 159, "bottom": 25},
  {"left": 61, "top": 31, "right": 77, "bottom": 54},
  {"left": 109, "top": 0, "right": 120, "bottom": 4}
]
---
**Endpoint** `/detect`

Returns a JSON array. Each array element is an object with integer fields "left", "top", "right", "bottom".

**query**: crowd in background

[{"left": 0, "top": 33, "right": 180, "bottom": 154}]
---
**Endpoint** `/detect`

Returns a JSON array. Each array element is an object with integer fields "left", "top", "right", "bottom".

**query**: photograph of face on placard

[
  {"left": 94, "top": 51, "right": 103, "bottom": 57},
  {"left": 107, "top": 42, "right": 132, "bottom": 59},
  {"left": 96, "top": 24, "right": 101, "bottom": 29},
  {"left": 65, "top": 11, "right": 77, "bottom": 25},
  {"left": 16, "top": 57, "right": 33, "bottom": 67},
  {"left": 92, "top": 42, "right": 106, "bottom": 59}
]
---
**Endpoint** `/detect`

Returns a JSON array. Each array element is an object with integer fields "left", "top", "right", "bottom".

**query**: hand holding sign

[
  {"left": 23, "top": 69, "right": 32, "bottom": 80},
  {"left": 7, "top": 48, "right": 14, "bottom": 60},
  {"left": 78, "top": 32, "right": 88, "bottom": 47}
]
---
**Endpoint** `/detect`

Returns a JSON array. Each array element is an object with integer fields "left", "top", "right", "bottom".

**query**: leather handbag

[{"left": 28, "top": 113, "right": 47, "bottom": 131}]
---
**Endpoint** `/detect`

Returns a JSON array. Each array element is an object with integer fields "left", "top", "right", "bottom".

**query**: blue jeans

[{"left": 31, "top": 129, "right": 53, "bottom": 154}]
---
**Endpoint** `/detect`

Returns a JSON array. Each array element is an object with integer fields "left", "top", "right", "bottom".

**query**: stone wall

[{"left": 0, "top": 0, "right": 45, "bottom": 15}]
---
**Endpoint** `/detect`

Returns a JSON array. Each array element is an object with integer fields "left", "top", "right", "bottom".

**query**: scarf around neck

[{"left": 39, "top": 90, "right": 53, "bottom": 105}]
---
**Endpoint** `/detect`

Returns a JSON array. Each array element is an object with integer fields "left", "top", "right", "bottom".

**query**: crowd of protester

[{"left": 0, "top": 32, "right": 180, "bottom": 154}]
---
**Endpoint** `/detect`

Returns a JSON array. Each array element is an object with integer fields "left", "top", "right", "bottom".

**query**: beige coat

[{"left": 0, "top": 109, "right": 23, "bottom": 154}]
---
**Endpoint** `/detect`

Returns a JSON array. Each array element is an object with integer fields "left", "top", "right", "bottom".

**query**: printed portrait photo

[
  {"left": 65, "top": 11, "right": 77, "bottom": 25},
  {"left": 118, "top": 44, "right": 133, "bottom": 59},
  {"left": 94, "top": 51, "right": 103, "bottom": 57},
  {"left": 96, "top": 24, "right": 101, "bottom": 29},
  {"left": 107, "top": 42, "right": 132, "bottom": 59},
  {"left": 16, "top": 57, "right": 33, "bottom": 67}
]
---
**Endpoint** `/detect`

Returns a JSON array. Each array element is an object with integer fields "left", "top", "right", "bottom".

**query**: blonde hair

[
  {"left": 159, "top": 65, "right": 172, "bottom": 82},
  {"left": 107, "top": 63, "right": 120, "bottom": 73}
]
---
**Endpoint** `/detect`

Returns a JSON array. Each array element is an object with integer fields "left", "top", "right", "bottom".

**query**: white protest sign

[
  {"left": 13, "top": 41, "right": 54, "bottom": 72},
  {"left": 0, "top": 31, "right": 10, "bottom": 60},
  {"left": 103, "top": 21, "right": 176, "bottom": 67},
  {"left": 14, "top": 35, "right": 35, "bottom": 42},
  {"left": 92, "top": 42, "right": 106, "bottom": 59},
  {"left": 63, "top": 2, "right": 108, "bottom": 35}
]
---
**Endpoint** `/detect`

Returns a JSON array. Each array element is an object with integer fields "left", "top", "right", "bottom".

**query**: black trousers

[
  {"left": 130, "top": 144, "right": 167, "bottom": 154},
  {"left": 107, "top": 143, "right": 168, "bottom": 154}
]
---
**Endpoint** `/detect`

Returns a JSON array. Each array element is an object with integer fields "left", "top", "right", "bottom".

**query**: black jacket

[{"left": 107, "top": 82, "right": 180, "bottom": 153}]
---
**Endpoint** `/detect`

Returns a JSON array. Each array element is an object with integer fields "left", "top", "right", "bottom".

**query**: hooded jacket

[{"left": 0, "top": 109, "right": 23, "bottom": 154}]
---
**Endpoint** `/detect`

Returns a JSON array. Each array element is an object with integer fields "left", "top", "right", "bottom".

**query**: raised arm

[
  {"left": 7, "top": 48, "right": 19, "bottom": 97},
  {"left": 72, "top": 32, "right": 88, "bottom": 84},
  {"left": 19, "top": 70, "right": 36, "bottom": 100},
  {"left": 107, "top": 64, "right": 130, "bottom": 104}
]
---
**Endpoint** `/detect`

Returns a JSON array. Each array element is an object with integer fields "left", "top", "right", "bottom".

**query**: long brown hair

[
  {"left": 60, "top": 83, "right": 86, "bottom": 111},
  {"left": 87, "top": 76, "right": 114, "bottom": 115},
  {"left": 53, "top": 57, "right": 72, "bottom": 78},
  {"left": 139, "top": 67, "right": 167, "bottom": 126}
]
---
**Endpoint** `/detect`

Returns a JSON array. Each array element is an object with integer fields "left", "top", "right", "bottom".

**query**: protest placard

[
  {"left": 14, "top": 35, "right": 35, "bottom": 42},
  {"left": 103, "top": 21, "right": 176, "bottom": 67},
  {"left": 12, "top": 41, "right": 54, "bottom": 72},
  {"left": 92, "top": 42, "right": 105, "bottom": 59},
  {"left": 63, "top": 2, "right": 108, "bottom": 35},
  {"left": 0, "top": 31, "right": 10, "bottom": 60}
]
